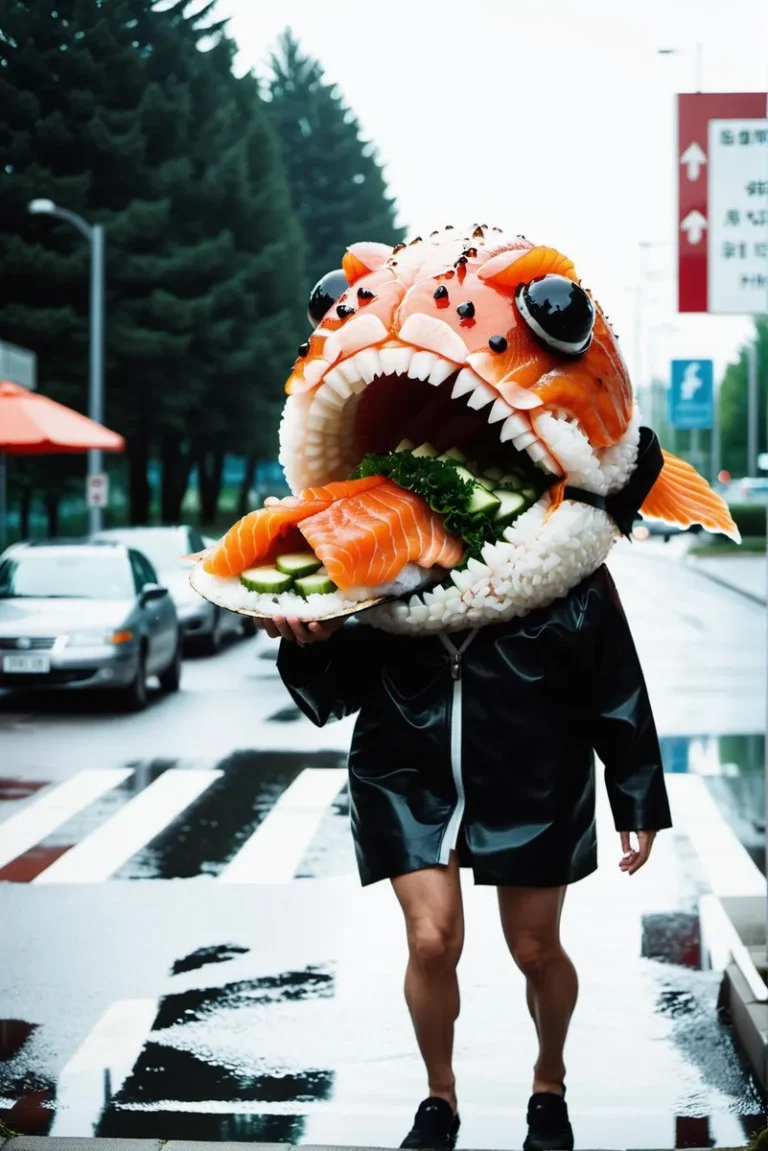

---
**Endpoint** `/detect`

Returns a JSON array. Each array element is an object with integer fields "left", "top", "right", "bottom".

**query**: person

[{"left": 257, "top": 564, "right": 672, "bottom": 1151}]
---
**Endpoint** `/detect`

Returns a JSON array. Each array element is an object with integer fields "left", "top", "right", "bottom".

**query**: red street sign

[{"left": 677, "top": 92, "right": 767, "bottom": 313}]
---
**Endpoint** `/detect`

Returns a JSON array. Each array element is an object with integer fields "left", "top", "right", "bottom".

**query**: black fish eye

[
  {"left": 515, "top": 274, "right": 595, "bottom": 357},
  {"left": 307, "top": 269, "right": 350, "bottom": 326}
]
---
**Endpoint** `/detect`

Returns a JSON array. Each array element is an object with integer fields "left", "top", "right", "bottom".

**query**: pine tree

[
  {"left": 268, "top": 28, "right": 405, "bottom": 293},
  {"left": 719, "top": 317, "right": 768, "bottom": 478},
  {"left": 0, "top": 0, "right": 305, "bottom": 529}
]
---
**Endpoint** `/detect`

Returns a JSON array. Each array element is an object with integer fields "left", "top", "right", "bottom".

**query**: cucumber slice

[
  {"left": 438, "top": 447, "right": 467, "bottom": 463},
  {"left": 240, "top": 566, "right": 294, "bottom": 594},
  {"left": 467, "top": 484, "right": 501, "bottom": 517},
  {"left": 275, "top": 552, "right": 322, "bottom": 579},
  {"left": 521, "top": 486, "right": 537, "bottom": 501},
  {"left": 294, "top": 571, "right": 338, "bottom": 598},
  {"left": 493, "top": 490, "right": 527, "bottom": 524},
  {"left": 476, "top": 476, "right": 497, "bottom": 491},
  {"left": 395, "top": 438, "right": 415, "bottom": 452},
  {"left": 498, "top": 473, "right": 526, "bottom": 491},
  {"left": 411, "top": 442, "right": 438, "bottom": 458},
  {"left": 453, "top": 465, "right": 478, "bottom": 485},
  {"left": 483, "top": 467, "right": 504, "bottom": 482}
]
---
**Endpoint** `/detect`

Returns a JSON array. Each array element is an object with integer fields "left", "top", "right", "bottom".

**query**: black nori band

[{"left": 562, "top": 427, "right": 664, "bottom": 539}]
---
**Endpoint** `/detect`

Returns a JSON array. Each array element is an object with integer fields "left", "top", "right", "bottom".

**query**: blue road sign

[{"left": 668, "top": 359, "right": 714, "bottom": 430}]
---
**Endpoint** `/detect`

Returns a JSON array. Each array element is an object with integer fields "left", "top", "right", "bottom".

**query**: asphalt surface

[{"left": 1, "top": 541, "right": 766, "bottom": 1149}]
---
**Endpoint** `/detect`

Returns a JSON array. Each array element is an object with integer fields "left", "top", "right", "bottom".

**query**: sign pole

[
  {"left": 87, "top": 224, "right": 106, "bottom": 535},
  {"left": 748, "top": 340, "right": 759, "bottom": 477}
]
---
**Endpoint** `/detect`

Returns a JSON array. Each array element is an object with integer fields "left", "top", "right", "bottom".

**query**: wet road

[{"left": 1, "top": 543, "right": 766, "bottom": 1148}]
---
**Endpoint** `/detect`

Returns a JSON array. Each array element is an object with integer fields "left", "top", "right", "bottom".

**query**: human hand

[
  {"left": 255, "top": 616, "right": 345, "bottom": 645},
  {"left": 618, "top": 830, "right": 656, "bottom": 875}
]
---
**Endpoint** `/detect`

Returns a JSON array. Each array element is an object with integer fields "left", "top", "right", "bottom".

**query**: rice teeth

[
  {"left": 512, "top": 430, "right": 538, "bottom": 451},
  {"left": 355, "top": 349, "right": 382, "bottom": 384},
  {"left": 499, "top": 413, "right": 532, "bottom": 442},
  {"left": 466, "top": 382, "right": 496, "bottom": 410},
  {"left": 408, "top": 351, "right": 438, "bottom": 381},
  {"left": 388, "top": 346, "right": 415, "bottom": 375},
  {"left": 428, "top": 358, "right": 456, "bottom": 386},
  {"left": 314, "top": 386, "right": 345, "bottom": 412},
  {"left": 337, "top": 358, "right": 362, "bottom": 385},
  {"left": 450, "top": 568, "right": 475, "bottom": 592},
  {"left": 488, "top": 397, "right": 514, "bottom": 424},
  {"left": 452, "top": 367, "right": 480, "bottom": 398},
  {"left": 379, "top": 348, "right": 399, "bottom": 375}
]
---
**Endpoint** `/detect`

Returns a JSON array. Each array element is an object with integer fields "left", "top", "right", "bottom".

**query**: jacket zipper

[{"left": 438, "top": 631, "right": 477, "bottom": 865}]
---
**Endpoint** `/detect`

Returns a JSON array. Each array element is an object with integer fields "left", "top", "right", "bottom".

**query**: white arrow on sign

[
  {"left": 680, "top": 141, "right": 707, "bottom": 181},
  {"left": 681, "top": 362, "right": 703, "bottom": 400},
  {"left": 681, "top": 209, "right": 708, "bottom": 245}
]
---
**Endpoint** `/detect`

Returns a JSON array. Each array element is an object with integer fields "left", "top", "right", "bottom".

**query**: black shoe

[
  {"left": 523, "top": 1087, "right": 574, "bottom": 1151},
  {"left": 400, "top": 1096, "right": 460, "bottom": 1149}
]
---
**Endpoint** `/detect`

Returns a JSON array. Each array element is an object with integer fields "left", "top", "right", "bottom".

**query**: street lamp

[{"left": 28, "top": 198, "right": 106, "bottom": 533}]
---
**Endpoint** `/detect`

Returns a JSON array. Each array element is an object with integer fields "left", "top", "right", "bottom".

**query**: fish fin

[{"left": 640, "top": 451, "right": 741, "bottom": 543}]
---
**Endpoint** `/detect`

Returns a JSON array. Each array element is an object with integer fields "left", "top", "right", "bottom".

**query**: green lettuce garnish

[{"left": 352, "top": 452, "right": 501, "bottom": 567}]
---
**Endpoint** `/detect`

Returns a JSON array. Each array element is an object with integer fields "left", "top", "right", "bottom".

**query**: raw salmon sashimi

[
  {"left": 299, "top": 479, "right": 464, "bottom": 590},
  {"left": 202, "top": 475, "right": 386, "bottom": 578}
]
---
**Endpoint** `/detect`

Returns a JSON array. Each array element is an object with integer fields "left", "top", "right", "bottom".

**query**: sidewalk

[{"left": 685, "top": 551, "right": 767, "bottom": 605}]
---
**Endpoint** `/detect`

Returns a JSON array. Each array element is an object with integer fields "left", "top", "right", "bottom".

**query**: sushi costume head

[{"left": 191, "top": 226, "right": 738, "bottom": 635}]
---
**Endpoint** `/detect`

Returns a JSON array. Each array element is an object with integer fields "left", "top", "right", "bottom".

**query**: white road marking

[
  {"left": 219, "top": 767, "right": 346, "bottom": 884},
  {"left": 665, "top": 773, "right": 764, "bottom": 897},
  {"left": 34, "top": 769, "right": 221, "bottom": 884},
  {"left": 0, "top": 769, "right": 133, "bottom": 871},
  {"left": 47, "top": 998, "right": 159, "bottom": 1136}
]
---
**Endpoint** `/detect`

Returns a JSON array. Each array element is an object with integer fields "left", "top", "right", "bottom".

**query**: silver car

[
  {"left": 92, "top": 526, "right": 253, "bottom": 654},
  {"left": 0, "top": 540, "right": 181, "bottom": 710}
]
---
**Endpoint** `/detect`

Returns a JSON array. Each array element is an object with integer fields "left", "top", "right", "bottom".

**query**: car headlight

[{"left": 66, "top": 628, "right": 134, "bottom": 647}]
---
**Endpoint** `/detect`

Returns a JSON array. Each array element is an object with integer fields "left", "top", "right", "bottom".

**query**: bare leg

[
  {"left": 497, "top": 885, "right": 577, "bottom": 1096},
  {"left": 392, "top": 853, "right": 464, "bottom": 1112}
]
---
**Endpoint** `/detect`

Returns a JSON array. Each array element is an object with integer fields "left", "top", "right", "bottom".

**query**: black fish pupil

[
  {"left": 457, "top": 301, "right": 475, "bottom": 319},
  {"left": 489, "top": 335, "right": 508, "bottom": 353},
  {"left": 297, "top": 341, "right": 310, "bottom": 357},
  {"left": 336, "top": 303, "right": 355, "bottom": 318},
  {"left": 357, "top": 288, "right": 375, "bottom": 300},
  {"left": 434, "top": 285, "right": 449, "bottom": 300}
]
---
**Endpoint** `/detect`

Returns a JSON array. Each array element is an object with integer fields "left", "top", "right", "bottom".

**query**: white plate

[{"left": 3, "top": 654, "right": 51, "bottom": 674}]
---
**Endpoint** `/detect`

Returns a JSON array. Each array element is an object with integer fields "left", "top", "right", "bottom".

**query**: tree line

[{"left": 0, "top": 2, "right": 404, "bottom": 533}]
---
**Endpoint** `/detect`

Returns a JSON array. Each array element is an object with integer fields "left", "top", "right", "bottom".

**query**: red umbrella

[
  {"left": 0, "top": 380, "right": 125, "bottom": 548},
  {"left": 0, "top": 380, "right": 125, "bottom": 453}
]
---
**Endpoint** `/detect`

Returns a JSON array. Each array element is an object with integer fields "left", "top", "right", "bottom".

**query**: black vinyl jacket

[{"left": 277, "top": 564, "right": 672, "bottom": 888}]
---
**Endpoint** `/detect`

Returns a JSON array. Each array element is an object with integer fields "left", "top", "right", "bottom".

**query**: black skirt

[{"left": 277, "top": 565, "right": 672, "bottom": 888}]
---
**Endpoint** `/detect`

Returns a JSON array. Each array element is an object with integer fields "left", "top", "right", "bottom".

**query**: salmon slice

[
  {"left": 640, "top": 451, "right": 741, "bottom": 542},
  {"left": 203, "top": 476, "right": 387, "bottom": 577},
  {"left": 299, "top": 479, "right": 464, "bottom": 590}
]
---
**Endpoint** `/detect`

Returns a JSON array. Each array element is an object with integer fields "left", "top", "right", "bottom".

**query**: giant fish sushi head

[{"left": 277, "top": 226, "right": 738, "bottom": 633}]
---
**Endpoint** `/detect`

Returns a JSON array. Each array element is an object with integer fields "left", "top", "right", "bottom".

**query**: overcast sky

[{"left": 213, "top": 0, "right": 768, "bottom": 390}]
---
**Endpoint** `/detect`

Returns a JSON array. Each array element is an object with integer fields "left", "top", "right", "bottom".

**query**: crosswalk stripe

[
  {"left": 47, "top": 998, "right": 159, "bottom": 1136},
  {"left": 0, "top": 769, "right": 134, "bottom": 872},
  {"left": 34, "top": 769, "right": 222, "bottom": 885},
  {"left": 219, "top": 767, "right": 346, "bottom": 884}
]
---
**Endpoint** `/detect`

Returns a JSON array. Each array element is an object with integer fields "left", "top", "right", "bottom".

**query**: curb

[{"left": 682, "top": 558, "right": 767, "bottom": 607}]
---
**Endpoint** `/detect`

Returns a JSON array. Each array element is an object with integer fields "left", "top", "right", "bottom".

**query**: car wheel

[
  {"left": 201, "top": 609, "right": 223, "bottom": 656},
  {"left": 159, "top": 636, "right": 182, "bottom": 693},
  {"left": 121, "top": 650, "right": 148, "bottom": 712}
]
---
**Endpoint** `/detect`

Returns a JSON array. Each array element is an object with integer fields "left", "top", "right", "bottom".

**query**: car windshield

[
  {"left": 0, "top": 552, "right": 134, "bottom": 600},
  {"left": 98, "top": 530, "right": 187, "bottom": 571}
]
